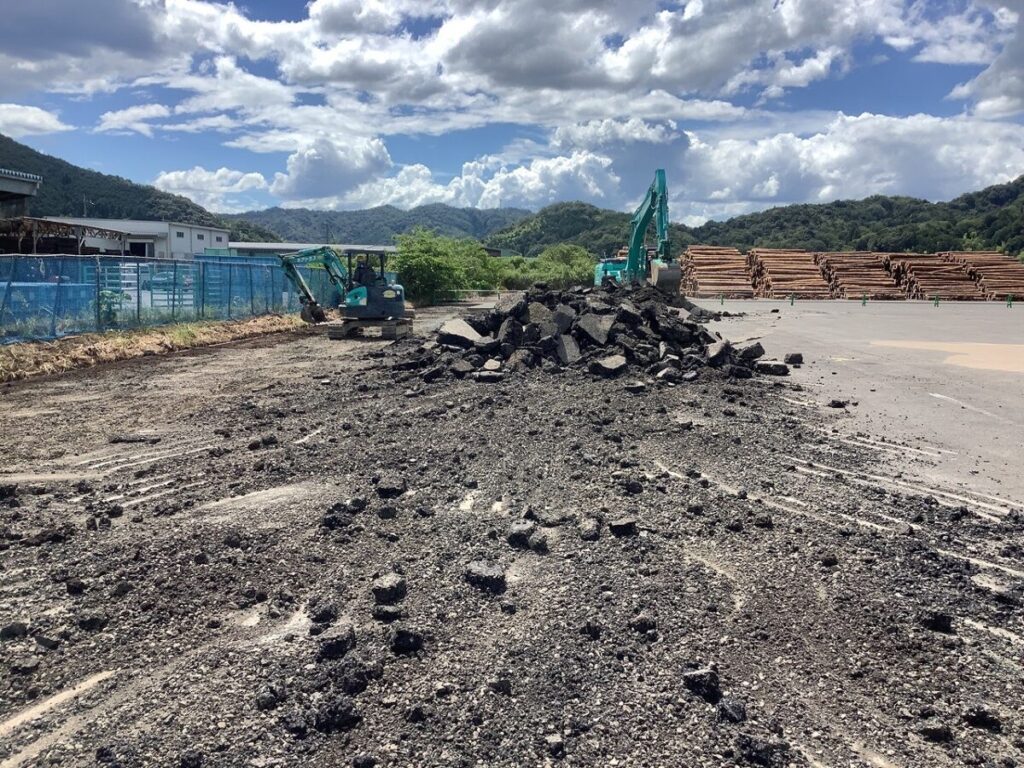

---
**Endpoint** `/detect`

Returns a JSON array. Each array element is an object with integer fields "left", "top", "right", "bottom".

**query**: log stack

[
  {"left": 683, "top": 245, "right": 755, "bottom": 298},
  {"left": 940, "top": 251, "right": 1024, "bottom": 300},
  {"left": 815, "top": 252, "right": 905, "bottom": 299},
  {"left": 748, "top": 248, "right": 832, "bottom": 298},
  {"left": 883, "top": 253, "right": 984, "bottom": 300}
]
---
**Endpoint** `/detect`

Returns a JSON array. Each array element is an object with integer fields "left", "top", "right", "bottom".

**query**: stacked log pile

[
  {"left": 883, "top": 253, "right": 984, "bottom": 300},
  {"left": 814, "top": 252, "right": 905, "bottom": 299},
  {"left": 747, "top": 248, "right": 832, "bottom": 298},
  {"left": 940, "top": 251, "right": 1024, "bottom": 300},
  {"left": 683, "top": 245, "right": 755, "bottom": 298}
]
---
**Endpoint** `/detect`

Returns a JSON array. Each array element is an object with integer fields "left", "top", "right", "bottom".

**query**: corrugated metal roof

[
  {"left": 44, "top": 217, "right": 229, "bottom": 235},
  {"left": 229, "top": 242, "right": 397, "bottom": 252}
]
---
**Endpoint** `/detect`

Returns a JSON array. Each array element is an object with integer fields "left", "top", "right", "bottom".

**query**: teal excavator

[
  {"left": 279, "top": 246, "right": 412, "bottom": 338},
  {"left": 594, "top": 169, "right": 681, "bottom": 293}
]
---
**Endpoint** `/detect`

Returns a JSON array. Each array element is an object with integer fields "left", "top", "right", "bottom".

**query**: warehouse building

[{"left": 40, "top": 217, "right": 230, "bottom": 259}]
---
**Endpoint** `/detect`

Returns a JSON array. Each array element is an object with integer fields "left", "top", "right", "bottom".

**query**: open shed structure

[{"left": 0, "top": 217, "right": 132, "bottom": 256}]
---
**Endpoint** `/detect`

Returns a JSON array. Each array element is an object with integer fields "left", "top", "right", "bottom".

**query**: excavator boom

[{"left": 595, "top": 169, "right": 681, "bottom": 292}]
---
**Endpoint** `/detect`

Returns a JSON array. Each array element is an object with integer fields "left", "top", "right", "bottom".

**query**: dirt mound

[{"left": 0, "top": 315, "right": 305, "bottom": 383}]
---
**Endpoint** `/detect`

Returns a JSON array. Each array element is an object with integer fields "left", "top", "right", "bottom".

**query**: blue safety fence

[{"left": 0, "top": 254, "right": 337, "bottom": 344}]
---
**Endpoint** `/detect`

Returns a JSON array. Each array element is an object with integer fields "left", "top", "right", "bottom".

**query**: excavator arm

[
  {"left": 279, "top": 246, "right": 351, "bottom": 323},
  {"left": 623, "top": 169, "right": 680, "bottom": 293}
]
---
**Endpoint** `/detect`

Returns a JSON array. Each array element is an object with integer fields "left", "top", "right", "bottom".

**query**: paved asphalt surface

[{"left": 715, "top": 299, "right": 1024, "bottom": 504}]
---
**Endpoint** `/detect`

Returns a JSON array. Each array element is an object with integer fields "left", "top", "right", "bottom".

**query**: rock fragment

[
  {"left": 608, "top": 517, "right": 637, "bottom": 537},
  {"left": 588, "top": 354, "right": 627, "bottom": 378},
  {"left": 390, "top": 626, "right": 424, "bottom": 654},
  {"left": 464, "top": 561, "right": 507, "bottom": 594},
  {"left": 682, "top": 667, "right": 721, "bottom": 703},
  {"left": 437, "top": 319, "right": 483, "bottom": 348},
  {"left": 371, "top": 574, "right": 407, "bottom": 605},
  {"left": 318, "top": 620, "right": 356, "bottom": 660}
]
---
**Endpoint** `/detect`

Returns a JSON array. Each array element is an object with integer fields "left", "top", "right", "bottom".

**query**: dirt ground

[
  {"left": 0, "top": 302, "right": 1021, "bottom": 768},
  {"left": 0, "top": 315, "right": 307, "bottom": 384}
]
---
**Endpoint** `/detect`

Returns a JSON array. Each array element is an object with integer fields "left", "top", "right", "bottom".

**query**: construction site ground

[
  {"left": 1, "top": 300, "right": 1022, "bottom": 768},
  {"left": 718, "top": 299, "right": 1024, "bottom": 501}
]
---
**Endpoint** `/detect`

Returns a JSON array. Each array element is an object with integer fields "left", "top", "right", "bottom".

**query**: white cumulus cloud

[
  {"left": 153, "top": 165, "right": 268, "bottom": 213},
  {"left": 676, "top": 112, "right": 1024, "bottom": 222},
  {"left": 270, "top": 137, "right": 393, "bottom": 200},
  {"left": 97, "top": 103, "right": 171, "bottom": 136},
  {"left": 0, "top": 104, "right": 73, "bottom": 138}
]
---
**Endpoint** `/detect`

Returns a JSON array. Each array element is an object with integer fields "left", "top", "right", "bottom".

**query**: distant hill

[
  {"left": 485, "top": 201, "right": 695, "bottom": 258},
  {"left": 6, "top": 131, "right": 1022, "bottom": 257},
  {"left": 487, "top": 177, "right": 1024, "bottom": 257},
  {"left": 0, "top": 134, "right": 279, "bottom": 242},
  {"left": 222, "top": 204, "right": 530, "bottom": 244},
  {"left": 692, "top": 177, "right": 1024, "bottom": 254}
]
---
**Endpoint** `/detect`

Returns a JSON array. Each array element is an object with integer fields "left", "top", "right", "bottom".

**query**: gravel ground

[{"left": 0, "top": 302, "right": 1021, "bottom": 768}]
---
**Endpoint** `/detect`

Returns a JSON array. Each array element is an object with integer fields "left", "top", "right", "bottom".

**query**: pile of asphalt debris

[{"left": 387, "top": 283, "right": 793, "bottom": 383}]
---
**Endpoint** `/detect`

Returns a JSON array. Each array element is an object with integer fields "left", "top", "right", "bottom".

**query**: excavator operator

[{"left": 353, "top": 254, "right": 376, "bottom": 287}]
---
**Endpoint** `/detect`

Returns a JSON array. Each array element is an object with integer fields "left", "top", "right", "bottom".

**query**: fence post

[
  {"left": 94, "top": 255, "right": 102, "bottom": 332},
  {"left": 227, "top": 264, "right": 233, "bottom": 319},
  {"left": 200, "top": 262, "right": 206, "bottom": 319},
  {"left": 0, "top": 256, "right": 17, "bottom": 328},
  {"left": 136, "top": 261, "right": 141, "bottom": 325},
  {"left": 249, "top": 263, "right": 255, "bottom": 316},
  {"left": 51, "top": 256, "right": 65, "bottom": 338},
  {"left": 171, "top": 261, "right": 178, "bottom": 321}
]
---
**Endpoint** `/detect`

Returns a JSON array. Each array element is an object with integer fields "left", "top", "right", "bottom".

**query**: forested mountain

[
  {"left": 485, "top": 201, "right": 695, "bottom": 258},
  {"left": 222, "top": 204, "right": 530, "bottom": 243},
  {"left": 487, "top": 177, "right": 1024, "bottom": 257},
  {"left": 692, "top": 176, "right": 1024, "bottom": 254},
  {"left": 5, "top": 131, "right": 1022, "bottom": 257},
  {"left": 0, "top": 134, "right": 278, "bottom": 242}
]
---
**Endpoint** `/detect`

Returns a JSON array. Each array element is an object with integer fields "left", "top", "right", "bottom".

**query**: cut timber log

[
  {"left": 883, "top": 253, "right": 985, "bottom": 300},
  {"left": 684, "top": 245, "right": 755, "bottom": 298},
  {"left": 814, "top": 252, "right": 905, "bottom": 299},
  {"left": 939, "top": 251, "right": 1024, "bottom": 300},
  {"left": 747, "top": 248, "right": 831, "bottom": 299}
]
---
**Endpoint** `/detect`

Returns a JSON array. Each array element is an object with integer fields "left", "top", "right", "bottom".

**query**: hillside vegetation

[
  {"left": 485, "top": 201, "right": 694, "bottom": 258},
  {"left": 488, "top": 176, "right": 1024, "bottom": 257},
  {"left": 0, "top": 134, "right": 278, "bottom": 242},
  {"left": 222, "top": 203, "right": 530, "bottom": 244},
  {"left": 692, "top": 177, "right": 1024, "bottom": 254},
  {"left": 6, "top": 131, "right": 1023, "bottom": 258}
]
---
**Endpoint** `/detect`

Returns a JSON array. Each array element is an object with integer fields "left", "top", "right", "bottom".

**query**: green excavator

[
  {"left": 278, "top": 246, "right": 412, "bottom": 339},
  {"left": 594, "top": 169, "right": 682, "bottom": 293}
]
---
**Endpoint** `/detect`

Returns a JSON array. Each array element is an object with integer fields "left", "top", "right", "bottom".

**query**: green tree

[{"left": 392, "top": 228, "right": 470, "bottom": 302}]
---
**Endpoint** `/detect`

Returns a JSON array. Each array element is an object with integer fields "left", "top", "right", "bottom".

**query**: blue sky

[{"left": 2, "top": 0, "right": 1024, "bottom": 224}]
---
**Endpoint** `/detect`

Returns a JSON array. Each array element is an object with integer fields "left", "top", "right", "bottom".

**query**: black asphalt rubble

[
  {"left": 388, "top": 283, "right": 781, "bottom": 384},
  {"left": 4, "top": 291, "right": 1022, "bottom": 768}
]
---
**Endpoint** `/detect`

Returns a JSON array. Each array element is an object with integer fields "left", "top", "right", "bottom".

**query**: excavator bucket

[
  {"left": 650, "top": 261, "right": 682, "bottom": 294},
  {"left": 300, "top": 302, "right": 328, "bottom": 324}
]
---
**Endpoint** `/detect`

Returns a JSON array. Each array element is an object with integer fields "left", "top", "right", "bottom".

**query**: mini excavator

[
  {"left": 278, "top": 246, "right": 413, "bottom": 339},
  {"left": 594, "top": 169, "right": 682, "bottom": 293}
]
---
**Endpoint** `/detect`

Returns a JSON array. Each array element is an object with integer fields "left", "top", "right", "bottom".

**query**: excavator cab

[{"left": 339, "top": 249, "right": 406, "bottom": 320}]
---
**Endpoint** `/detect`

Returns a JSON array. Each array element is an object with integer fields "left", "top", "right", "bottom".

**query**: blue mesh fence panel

[{"left": 0, "top": 254, "right": 341, "bottom": 344}]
